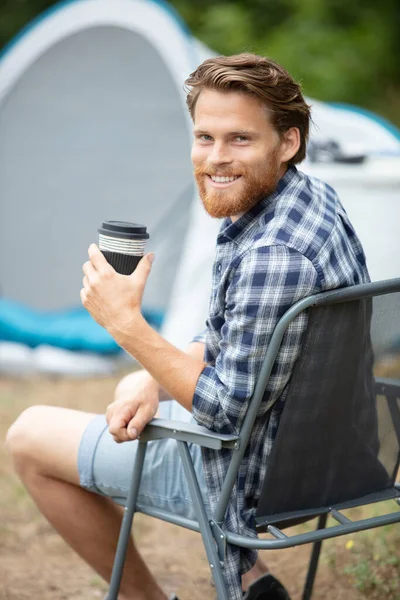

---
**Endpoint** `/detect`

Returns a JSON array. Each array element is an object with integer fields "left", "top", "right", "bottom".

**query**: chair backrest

[{"left": 255, "top": 282, "right": 400, "bottom": 526}]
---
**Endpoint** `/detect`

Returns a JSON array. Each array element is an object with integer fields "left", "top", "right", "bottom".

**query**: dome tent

[
  {"left": 0, "top": 0, "right": 201, "bottom": 328},
  {"left": 0, "top": 0, "right": 214, "bottom": 375}
]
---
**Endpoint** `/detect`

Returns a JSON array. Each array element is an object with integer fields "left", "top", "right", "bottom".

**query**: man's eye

[
  {"left": 235, "top": 136, "right": 248, "bottom": 142},
  {"left": 198, "top": 134, "right": 213, "bottom": 141}
]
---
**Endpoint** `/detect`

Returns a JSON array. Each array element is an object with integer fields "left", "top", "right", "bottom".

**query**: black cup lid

[{"left": 98, "top": 221, "right": 149, "bottom": 240}]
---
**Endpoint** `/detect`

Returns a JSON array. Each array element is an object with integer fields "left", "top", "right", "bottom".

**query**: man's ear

[{"left": 280, "top": 127, "right": 301, "bottom": 163}]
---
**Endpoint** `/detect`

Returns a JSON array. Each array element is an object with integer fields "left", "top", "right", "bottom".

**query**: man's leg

[{"left": 5, "top": 405, "right": 167, "bottom": 600}]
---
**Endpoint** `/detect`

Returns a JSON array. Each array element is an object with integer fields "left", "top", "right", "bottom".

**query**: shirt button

[{"left": 216, "top": 263, "right": 222, "bottom": 273}]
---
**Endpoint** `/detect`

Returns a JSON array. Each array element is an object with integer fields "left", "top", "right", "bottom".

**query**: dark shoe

[{"left": 243, "top": 573, "right": 291, "bottom": 599}]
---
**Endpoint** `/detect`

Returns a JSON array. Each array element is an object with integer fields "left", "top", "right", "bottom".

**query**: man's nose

[{"left": 208, "top": 142, "right": 232, "bottom": 165}]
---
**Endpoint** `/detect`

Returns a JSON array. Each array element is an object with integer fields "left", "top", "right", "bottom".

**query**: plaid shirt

[{"left": 191, "top": 165, "right": 370, "bottom": 599}]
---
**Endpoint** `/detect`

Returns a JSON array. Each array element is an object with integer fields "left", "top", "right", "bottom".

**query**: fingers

[
  {"left": 105, "top": 402, "right": 114, "bottom": 425},
  {"left": 82, "top": 275, "right": 90, "bottom": 292},
  {"left": 88, "top": 244, "right": 111, "bottom": 272},
  {"left": 80, "top": 288, "right": 87, "bottom": 305},
  {"left": 107, "top": 402, "right": 137, "bottom": 443},
  {"left": 106, "top": 401, "right": 155, "bottom": 443},
  {"left": 82, "top": 260, "right": 97, "bottom": 281},
  {"left": 82, "top": 251, "right": 113, "bottom": 295},
  {"left": 105, "top": 401, "right": 155, "bottom": 443},
  {"left": 126, "top": 404, "right": 155, "bottom": 440}
]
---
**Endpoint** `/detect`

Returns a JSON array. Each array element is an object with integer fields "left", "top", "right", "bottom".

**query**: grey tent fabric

[{"left": 0, "top": 26, "right": 193, "bottom": 313}]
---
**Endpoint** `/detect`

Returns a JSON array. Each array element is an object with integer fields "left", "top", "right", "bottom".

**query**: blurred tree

[
  {"left": 172, "top": 0, "right": 400, "bottom": 125},
  {"left": 0, "top": 0, "right": 399, "bottom": 125},
  {"left": 0, "top": 1, "right": 54, "bottom": 49}
]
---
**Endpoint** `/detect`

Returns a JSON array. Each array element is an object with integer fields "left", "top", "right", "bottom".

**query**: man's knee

[
  {"left": 7, "top": 405, "right": 98, "bottom": 486},
  {"left": 5, "top": 405, "right": 50, "bottom": 474}
]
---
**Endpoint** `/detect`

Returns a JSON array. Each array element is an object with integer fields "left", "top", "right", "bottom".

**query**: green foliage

[
  {"left": 0, "top": 1, "right": 54, "bottom": 51},
  {"left": 170, "top": 0, "right": 400, "bottom": 125},
  {"left": 0, "top": 0, "right": 399, "bottom": 125},
  {"left": 322, "top": 501, "right": 400, "bottom": 600},
  {"left": 343, "top": 526, "right": 400, "bottom": 598}
]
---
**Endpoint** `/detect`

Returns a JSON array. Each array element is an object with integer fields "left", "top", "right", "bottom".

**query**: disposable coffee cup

[{"left": 98, "top": 221, "right": 149, "bottom": 275}]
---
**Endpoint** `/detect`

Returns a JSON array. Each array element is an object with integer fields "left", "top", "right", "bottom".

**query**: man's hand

[
  {"left": 80, "top": 244, "right": 154, "bottom": 338},
  {"left": 106, "top": 370, "right": 160, "bottom": 443},
  {"left": 106, "top": 341, "right": 206, "bottom": 443}
]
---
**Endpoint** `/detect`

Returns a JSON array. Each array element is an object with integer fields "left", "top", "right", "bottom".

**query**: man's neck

[{"left": 230, "top": 213, "right": 242, "bottom": 223}]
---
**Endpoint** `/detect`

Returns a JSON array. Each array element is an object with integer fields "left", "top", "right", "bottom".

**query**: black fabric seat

[{"left": 256, "top": 297, "right": 397, "bottom": 531}]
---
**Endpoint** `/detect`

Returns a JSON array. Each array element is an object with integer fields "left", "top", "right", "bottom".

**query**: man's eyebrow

[
  {"left": 193, "top": 129, "right": 258, "bottom": 136},
  {"left": 229, "top": 130, "right": 258, "bottom": 137}
]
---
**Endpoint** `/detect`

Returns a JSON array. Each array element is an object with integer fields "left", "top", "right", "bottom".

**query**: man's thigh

[
  {"left": 82, "top": 415, "right": 210, "bottom": 520},
  {"left": 7, "top": 405, "right": 97, "bottom": 486}
]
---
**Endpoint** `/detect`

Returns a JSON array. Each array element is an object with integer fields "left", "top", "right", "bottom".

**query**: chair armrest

[
  {"left": 139, "top": 418, "right": 239, "bottom": 450},
  {"left": 375, "top": 377, "right": 400, "bottom": 396}
]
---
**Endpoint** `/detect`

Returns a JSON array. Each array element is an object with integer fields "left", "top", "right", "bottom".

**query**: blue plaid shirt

[{"left": 191, "top": 165, "right": 370, "bottom": 599}]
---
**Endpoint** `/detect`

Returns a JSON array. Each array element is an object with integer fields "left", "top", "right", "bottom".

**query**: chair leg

[
  {"left": 107, "top": 441, "right": 148, "bottom": 600},
  {"left": 302, "top": 513, "right": 328, "bottom": 600},
  {"left": 178, "top": 441, "right": 230, "bottom": 600}
]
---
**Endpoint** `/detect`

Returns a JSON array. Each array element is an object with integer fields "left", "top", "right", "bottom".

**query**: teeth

[{"left": 210, "top": 175, "right": 239, "bottom": 183}]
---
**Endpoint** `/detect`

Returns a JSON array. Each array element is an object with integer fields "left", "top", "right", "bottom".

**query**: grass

[
  {"left": 286, "top": 499, "right": 400, "bottom": 599},
  {"left": 322, "top": 501, "right": 400, "bottom": 599}
]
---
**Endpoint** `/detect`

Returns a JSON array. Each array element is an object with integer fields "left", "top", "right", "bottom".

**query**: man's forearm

[
  {"left": 157, "top": 340, "right": 206, "bottom": 401},
  {"left": 110, "top": 315, "right": 207, "bottom": 412}
]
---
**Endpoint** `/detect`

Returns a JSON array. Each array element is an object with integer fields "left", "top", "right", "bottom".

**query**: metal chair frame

[{"left": 107, "top": 278, "right": 400, "bottom": 600}]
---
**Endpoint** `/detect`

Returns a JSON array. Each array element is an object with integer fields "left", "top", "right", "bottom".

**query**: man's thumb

[
  {"left": 146, "top": 253, "right": 155, "bottom": 265},
  {"left": 131, "top": 253, "right": 155, "bottom": 279}
]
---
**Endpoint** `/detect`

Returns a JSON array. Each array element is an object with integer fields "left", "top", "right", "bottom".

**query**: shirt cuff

[
  {"left": 192, "top": 365, "right": 236, "bottom": 434},
  {"left": 192, "top": 365, "right": 224, "bottom": 431},
  {"left": 191, "top": 328, "right": 208, "bottom": 344}
]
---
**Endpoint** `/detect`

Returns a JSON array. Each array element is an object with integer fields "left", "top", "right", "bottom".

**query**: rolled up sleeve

[
  {"left": 192, "top": 245, "right": 320, "bottom": 434},
  {"left": 191, "top": 328, "right": 209, "bottom": 345}
]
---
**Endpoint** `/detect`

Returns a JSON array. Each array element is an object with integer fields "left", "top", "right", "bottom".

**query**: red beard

[{"left": 194, "top": 150, "right": 281, "bottom": 219}]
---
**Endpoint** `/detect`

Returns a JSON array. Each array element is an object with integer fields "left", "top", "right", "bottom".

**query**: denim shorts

[{"left": 77, "top": 414, "right": 210, "bottom": 520}]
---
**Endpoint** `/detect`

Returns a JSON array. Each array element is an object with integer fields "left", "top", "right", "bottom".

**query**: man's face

[{"left": 191, "top": 89, "right": 287, "bottom": 220}]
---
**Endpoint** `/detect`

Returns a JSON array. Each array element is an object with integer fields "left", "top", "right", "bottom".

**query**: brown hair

[{"left": 185, "top": 53, "right": 311, "bottom": 164}]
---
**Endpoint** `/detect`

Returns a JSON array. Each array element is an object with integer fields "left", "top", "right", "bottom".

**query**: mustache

[{"left": 194, "top": 165, "right": 244, "bottom": 177}]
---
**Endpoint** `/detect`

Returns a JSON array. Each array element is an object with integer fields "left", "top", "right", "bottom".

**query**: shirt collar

[{"left": 217, "top": 165, "right": 298, "bottom": 244}]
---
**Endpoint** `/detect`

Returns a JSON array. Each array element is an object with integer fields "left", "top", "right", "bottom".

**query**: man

[{"left": 6, "top": 54, "right": 369, "bottom": 600}]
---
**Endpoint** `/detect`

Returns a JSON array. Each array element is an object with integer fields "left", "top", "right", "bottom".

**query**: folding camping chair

[{"left": 107, "top": 278, "right": 400, "bottom": 600}]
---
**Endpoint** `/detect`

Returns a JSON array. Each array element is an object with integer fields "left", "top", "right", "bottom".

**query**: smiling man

[{"left": 6, "top": 54, "right": 370, "bottom": 600}]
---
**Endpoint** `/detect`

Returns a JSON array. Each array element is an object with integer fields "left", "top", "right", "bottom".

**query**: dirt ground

[{"left": 0, "top": 374, "right": 399, "bottom": 600}]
